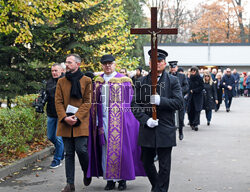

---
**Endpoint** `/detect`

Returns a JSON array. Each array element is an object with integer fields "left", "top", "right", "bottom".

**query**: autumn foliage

[{"left": 190, "top": 0, "right": 249, "bottom": 43}]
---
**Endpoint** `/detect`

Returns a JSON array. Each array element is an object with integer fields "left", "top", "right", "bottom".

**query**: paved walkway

[{"left": 0, "top": 97, "right": 250, "bottom": 192}]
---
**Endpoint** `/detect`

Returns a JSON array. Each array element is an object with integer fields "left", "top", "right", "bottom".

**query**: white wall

[{"left": 143, "top": 45, "right": 250, "bottom": 67}]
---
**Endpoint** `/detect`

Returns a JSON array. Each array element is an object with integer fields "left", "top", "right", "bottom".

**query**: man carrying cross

[{"left": 131, "top": 49, "right": 183, "bottom": 192}]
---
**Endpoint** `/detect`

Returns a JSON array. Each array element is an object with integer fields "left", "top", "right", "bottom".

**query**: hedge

[{"left": 0, "top": 94, "right": 47, "bottom": 155}]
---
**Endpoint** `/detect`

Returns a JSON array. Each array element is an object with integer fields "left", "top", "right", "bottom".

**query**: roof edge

[{"left": 144, "top": 43, "right": 250, "bottom": 46}]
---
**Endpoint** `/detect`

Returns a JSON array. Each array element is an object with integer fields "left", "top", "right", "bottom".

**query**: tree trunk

[
  {"left": 232, "top": 0, "right": 246, "bottom": 43},
  {"left": 248, "top": 22, "right": 250, "bottom": 43},
  {"left": 7, "top": 97, "right": 11, "bottom": 109},
  {"left": 238, "top": 11, "right": 246, "bottom": 43},
  {"left": 173, "top": 0, "right": 181, "bottom": 43},
  {"left": 158, "top": 1, "right": 165, "bottom": 43}
]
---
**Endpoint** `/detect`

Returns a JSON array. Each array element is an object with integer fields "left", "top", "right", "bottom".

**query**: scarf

[
  {"left": 65, "top": 68, "right": 84, "bottom": 99},
  {"left": 190, "top": 73, "right": 200, "bottom": 81}
]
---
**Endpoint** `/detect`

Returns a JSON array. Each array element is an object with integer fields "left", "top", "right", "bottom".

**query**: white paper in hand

[{"left": 66, "top": 105, "right": 79, "bottom": 114}]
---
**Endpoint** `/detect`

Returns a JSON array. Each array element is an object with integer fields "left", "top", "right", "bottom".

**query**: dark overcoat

[
  {"left": 203, "top": 82, "right": 218, "bottom": 110},
  {"left": 214, "top": 79, "right": 223, "bottom": 104},
  {"left": 174, "top": 72, "right": 189, "bottom": 96},
  {"left": 45, "top": 78, "right": 58, "bottom": 118},
  {"left": 131, "top": 71, "right": 183, "bottom": 148},
  {"left": 45, "top": 75, "right": 64, "bottom": 117},
  {"left": 222, "top": 74, "right": 235, "bottom": 98},
  {"left": 187, "top": 74, "right": 204, "bottom": 112}
]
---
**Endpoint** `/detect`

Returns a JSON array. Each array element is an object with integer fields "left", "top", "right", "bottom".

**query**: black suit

[
  {"left": 222, "top": 74, "right": 235, "bottom": 110},
  {"left": 187, "top": 74, "right": 204, "bottom": 127},
  {"left": 131, "top": 71, "right": 183, "bottom": 192},
  {"left": 170, "top": 72, "right": 189, "bottom": 129},
  {"left": 214, "top": 79, "right": 223, "bottom": 110}
]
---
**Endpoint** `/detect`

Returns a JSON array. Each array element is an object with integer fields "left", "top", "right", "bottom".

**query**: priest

[{"left": 87, "top": 54, "right": 146, "bottom": 191}]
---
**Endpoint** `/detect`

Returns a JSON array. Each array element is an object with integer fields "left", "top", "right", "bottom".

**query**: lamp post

[
  {"left": 207, "top": 23, "right": 211, "bottom": 62},
  {"left": 201, "top": 24, "right": 211, "bottom": 63}
]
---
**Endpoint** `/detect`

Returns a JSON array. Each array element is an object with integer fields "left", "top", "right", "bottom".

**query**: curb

[{"left": 0, "top": 146, "right": 54, "bottom": 179}]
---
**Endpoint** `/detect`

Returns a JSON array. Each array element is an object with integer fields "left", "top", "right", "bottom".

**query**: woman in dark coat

[
  {"left": 214, "top": 72, "right": 223, "bottom": 111},
  {"left": 187, "top": 66, "right": 204, "bottom": 131},
  {"left": 203, "top": 72, "right": 218, "bottom": 126}
]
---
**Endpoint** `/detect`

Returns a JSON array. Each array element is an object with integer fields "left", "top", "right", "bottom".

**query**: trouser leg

[
  {"left": 193, "top": 111, "right": 201, "bottom": 126},
  {"left": 154, "top": 147, "right": 172, "bottom": 192},
  {"left": 47, "top": 117, "right": 64, "bottom": 161},
  {"left": 205, "top": 109, "right": 212, "bottom": 122},
  {"left": 228, "top": 97, "right": 232, "bottom": 108},
  {"left": 141, "top": 147, "right": 158, "bottom": 190},
  {"left": 75, "top": 136, "right": 89, "bottom": 174},
  {"left": 188, "top": 110, "right": 194, "bottom": 126},
  {"left": 63, "top": 137, "right": 75, "bottom": 184},
  {"left": 216, "top": 103, "right": 220, "bottom": 110},
  {"left": 178, "top": 108, "right": 185, "bottom": 128},
  {"left": 224, "top": 94, "right": 229, "bottom": 109}
]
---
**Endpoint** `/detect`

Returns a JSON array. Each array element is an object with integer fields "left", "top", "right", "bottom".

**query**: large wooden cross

[{"left": 130, "top": 7, "right": 178, "bottom": 120}]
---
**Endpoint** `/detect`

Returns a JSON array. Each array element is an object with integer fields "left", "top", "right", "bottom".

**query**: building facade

[{"left": 143, "top": 43, "right": 250, "bottom": 73}]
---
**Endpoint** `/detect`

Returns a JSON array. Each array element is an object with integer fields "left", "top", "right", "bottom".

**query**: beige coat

[{"left": 55, "top": 76, "right": 92, "bottom": 137}]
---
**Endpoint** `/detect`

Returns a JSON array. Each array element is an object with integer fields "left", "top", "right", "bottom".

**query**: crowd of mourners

[{"left": 121, "top": 66, "right": 249, "bottom": 133}]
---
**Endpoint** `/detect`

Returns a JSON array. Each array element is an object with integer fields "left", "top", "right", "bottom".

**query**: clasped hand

[{"left": 65, "top": 115, "right": 77, "bottom": 126}]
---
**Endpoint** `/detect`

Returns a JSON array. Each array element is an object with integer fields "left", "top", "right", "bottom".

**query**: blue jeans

[
  {"left": 205, "top": 109, "right": 212, "bottom": 122},
  {"left": 63, "top": 136, "right": 89, "bottom": 184},
  {"left": 47, "top": 116, "right": 64, "bottom": 162},
  {"left": 224, "top": 94, "right": 232, "bottom": 109}
]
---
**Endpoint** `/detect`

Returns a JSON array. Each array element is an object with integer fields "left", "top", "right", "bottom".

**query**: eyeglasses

[
  {"left": 65, "top": 61, "right": 76, "bottom": 64},
  {"left": 102, "top": 63, "right": 114, "bottom": 66}
]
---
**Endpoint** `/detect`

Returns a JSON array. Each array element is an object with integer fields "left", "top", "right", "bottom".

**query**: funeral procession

[{"left": 1, "top": 1, "right": 250, "bottom": 192}]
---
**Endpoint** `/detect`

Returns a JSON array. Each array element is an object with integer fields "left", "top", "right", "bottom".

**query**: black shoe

[
  {"left": 191, "top": 125, "right": 195, "bottom": 130},
  {"left": 118, "top": 180, "right": 127, "bottom": 191},
  {"left": 104, "top": 181, "right": 116, "bottom": 190},
  {"left": 179, "top": 133, "right": 184, "bottom": 140},
  {"left": 151, "top": 186, "right": 155, "bottom": 192},
  {"left": 207, "top": 121, "right": 210, "bottom": 126},
  {"left": 194, "top": 126, "right": 198, "bottom": 131},
  {"left": 179, "top": 127, "right": 183, "bottom": 140},
  {"left": 61, "top": 183, "right": 75, "bottom": 192},
  {"left": 226, "top": 108, "right": 230, "bottom": 112},
  {"left": 83, "top": 172, "right": 92, "bottom": 186}
]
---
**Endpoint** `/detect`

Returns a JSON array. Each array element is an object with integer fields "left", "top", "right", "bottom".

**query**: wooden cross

[{"left": 130, "top": 7, "right": 178, "bottom": 120}]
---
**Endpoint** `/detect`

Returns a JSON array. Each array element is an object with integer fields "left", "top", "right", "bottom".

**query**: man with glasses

[
  {"left": 222, "top": 68, "right": 235, "bottom": 112},
  {"left": 87, "top": 54, "right": 145, "bottom": 191},
  {"left": 55, "top": 54, "right": 93, "bottom": 192}
]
